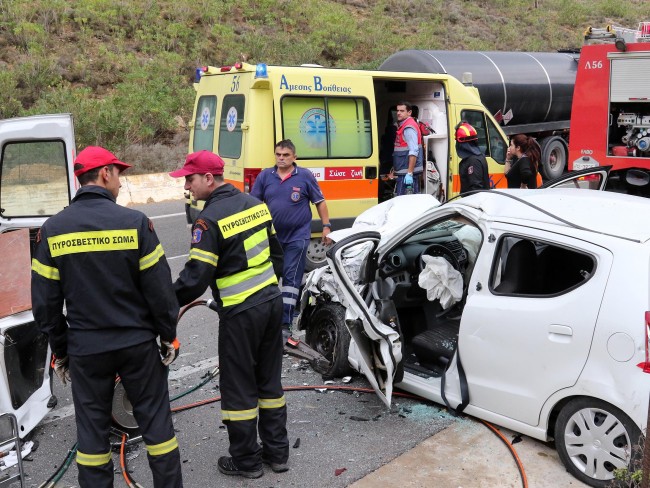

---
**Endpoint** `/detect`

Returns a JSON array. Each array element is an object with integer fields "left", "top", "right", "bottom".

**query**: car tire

[
  {"left": 304, "top": 303, "right": 352, "bottom": 377},
  {"left": 554, "top": 397, "right": 642, "bottom": 488},
  {"left": 540, "top": 136, "right": 567, "bottom": 180}
]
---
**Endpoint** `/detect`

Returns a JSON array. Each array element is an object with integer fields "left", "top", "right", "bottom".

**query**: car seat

[{"left": 494, "top": 239, "right": 537, "bottom": 294}]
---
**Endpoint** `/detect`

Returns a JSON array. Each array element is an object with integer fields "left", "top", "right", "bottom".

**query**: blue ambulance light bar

[
  {"left": 255, "top": 63, "right": 268, "bottom": 79},
  {"left": 195, "top": 66, "right": 208, "bottom": 83}
]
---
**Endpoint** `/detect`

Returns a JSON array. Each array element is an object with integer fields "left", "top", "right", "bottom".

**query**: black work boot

[
  {"left": 262, "top": 454, "right": 289, "bottom": 473},
  {"left": 217, "top": 456, "right": 263, "bottom": 479}
]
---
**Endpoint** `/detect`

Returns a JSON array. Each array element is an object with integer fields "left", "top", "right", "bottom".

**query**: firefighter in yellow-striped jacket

[
  {"left": 31, "top": 146, "right": 183, "bottom": 488},
  {"left": 171, "top": 150, "right": 288, "bottom": 480}
]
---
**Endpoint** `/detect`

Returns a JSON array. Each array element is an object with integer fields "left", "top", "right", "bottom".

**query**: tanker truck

[{"left": 380, "top": 50, "right": 579, "bottom": 180}]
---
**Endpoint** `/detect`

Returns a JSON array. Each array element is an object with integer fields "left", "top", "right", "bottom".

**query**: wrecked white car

[
  {"left": 0, "top": 114, "right": 77, "bottom": 438},
  {"left": 297, "top": 189, "right": 650, "bottom": 488}
]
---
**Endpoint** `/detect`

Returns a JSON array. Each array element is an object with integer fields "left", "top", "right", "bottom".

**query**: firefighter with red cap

[
  {"left": 455, "top": 122, "right": 491, "bottom": 194},
  {"left": 170, "top": 150, "right": 288, "bottom": 480},
  {"left": 31, "top": 146, "right": 183, "bottom": 488}
]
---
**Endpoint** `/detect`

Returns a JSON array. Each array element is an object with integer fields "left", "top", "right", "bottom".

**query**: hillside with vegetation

[{"left": 0, "top": 0, "right": 648, "bottom": 173}]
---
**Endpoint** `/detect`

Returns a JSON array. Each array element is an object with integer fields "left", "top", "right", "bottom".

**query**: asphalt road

[{"left": 20, "top": 198, "right": 457, "bottom": 488}]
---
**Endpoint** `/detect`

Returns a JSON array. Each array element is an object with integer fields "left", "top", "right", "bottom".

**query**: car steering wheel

[{"left": 419, "top": 243, "right": 460, "bottom": 272}]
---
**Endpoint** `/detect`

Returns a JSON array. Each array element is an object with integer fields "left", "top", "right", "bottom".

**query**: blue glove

[{"left": 404, "top": 173, "right": 414, "bottom": 186}]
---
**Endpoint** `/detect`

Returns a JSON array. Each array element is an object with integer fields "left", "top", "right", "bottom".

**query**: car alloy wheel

[{"left": 554, "top": 398, "right": 642, "bottom": 487}]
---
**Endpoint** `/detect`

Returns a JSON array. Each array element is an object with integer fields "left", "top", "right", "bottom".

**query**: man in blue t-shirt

[{"left": 251, "top": 139, "right": 331, "bottom": 341}]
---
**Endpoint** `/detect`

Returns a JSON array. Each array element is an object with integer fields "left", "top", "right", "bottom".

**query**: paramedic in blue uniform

[
  {"left": 393, "top": 101, "right": 424, "bottom": 195},
  {"left": 171, "top": 150, "right": 289, "bottom": 479},
  {"left": 251, "top": 139, "right": 331, "bottom": 341},
  {"left": 31, "top": 146, "right": 183, "bottom": 488}
]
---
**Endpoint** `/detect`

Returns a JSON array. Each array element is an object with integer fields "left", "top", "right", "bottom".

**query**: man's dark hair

[
  {"left": 275, "top": 139, "right": 296, "bottom": 154},
  {"left": 397, "top": 101, "right": 412, "bottom": 111},
  {"left": 76, "top": 164, "right": 115, "bottom": 185}
]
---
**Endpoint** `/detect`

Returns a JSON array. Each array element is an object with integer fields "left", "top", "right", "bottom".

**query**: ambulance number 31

[{"left": 584, "top": 60, "right": 603, "bottom": 69}]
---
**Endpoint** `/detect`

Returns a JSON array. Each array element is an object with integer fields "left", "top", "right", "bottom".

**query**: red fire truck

[{"left": 568, "top": 23, "right": 650, "bottom": 197}]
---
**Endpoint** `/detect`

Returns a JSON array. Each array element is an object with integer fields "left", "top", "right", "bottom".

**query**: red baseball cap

[
  {"left": 74, "top": 146, "right": 132, "bottom": 177},
  {"left": 169, "top": 150, "right": 225, "bottom": 178}
]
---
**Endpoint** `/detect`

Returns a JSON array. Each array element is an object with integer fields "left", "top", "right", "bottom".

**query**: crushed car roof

[{"left": 454, "top": 189, "right": 650, "bottom": 243}]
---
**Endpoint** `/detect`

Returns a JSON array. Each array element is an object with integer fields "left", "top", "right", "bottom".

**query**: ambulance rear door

[
  {"left": 270, "top": 67, "right": 378, "bottom": 231},
  {"left": 191, "top": 69, "right": 255, "bottom": 191}
]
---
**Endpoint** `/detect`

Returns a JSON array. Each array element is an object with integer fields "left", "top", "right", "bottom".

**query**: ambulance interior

[{"left": 373, "top": 79, "right": 449, "bottom": 203}]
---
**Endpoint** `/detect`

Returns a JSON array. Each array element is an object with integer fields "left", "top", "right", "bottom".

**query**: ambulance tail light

[
  {"left": 244, "top": 168, "right": 262, "bottom": 193},
  {"left": 637, "top": 311, "right": 650, "bottom": 373}
]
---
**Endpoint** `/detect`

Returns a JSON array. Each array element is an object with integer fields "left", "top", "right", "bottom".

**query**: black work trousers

[
  {"left": 219, "top": 295, "right": 289, "bottom": 470},
  {"left": 69, "top": 340, "right": 183, "bottom": 488}
]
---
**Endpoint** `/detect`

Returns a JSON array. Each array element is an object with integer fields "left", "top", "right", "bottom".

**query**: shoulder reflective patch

[
  {"left": 192, "top": 228, "right": 203, "bottom": 244},
  {"left": 468, "top": 166, "right": 474, "bottom": 175},
  {"left": 48, "top": 230, "right": 138, "bottom": 257},
  {"left": 218, "top": 204, "right": 272, "bottom": 239},
  {"left": 31, "top": 258, "right": 60, "bottom": 280}
]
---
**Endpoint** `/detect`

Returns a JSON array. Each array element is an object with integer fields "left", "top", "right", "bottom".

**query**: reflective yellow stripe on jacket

[
  {"left": 244, "top": 228, "right": 271, "bottom": 268},
  {"left": 189, "top": 247, "right": 219, "bottom": 267},
  {"left": 31, "top": 258, "right": 60, "bottom": 280},
  {"left": 139, "top": 244, "right": 164, "bottom": 271},
  {"left": 216, "top": 262, "right": 277, "bottom": 307},
  {"left": 48, "top": 229, "right": 138, "bottom": 257}
]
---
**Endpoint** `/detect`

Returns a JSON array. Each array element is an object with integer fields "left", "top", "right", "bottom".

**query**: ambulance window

[
  {"left": 1, "top": 140, "right": 69, "bottom": 218},
  {"left": 219, "top": 95, "right": 245, "bottom": 158},
  {"left": 281, "top": 96, "right": 372, "bottom": 159},
  {"left": 460, "top": 111, "right": 488, "bottom": 155},
  {"left": 193, "top": 96, "right": 216, "bottom": 152},
  {"left": 486, "top": 117, "right": 507, "bottom": 163}
]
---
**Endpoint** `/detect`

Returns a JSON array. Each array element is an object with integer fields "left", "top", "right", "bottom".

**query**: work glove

[
  {"left": 51, "top": 354, "right": 71, "bottom": 385},
  {"left": 160, "top": 338, "right": 180, "bottom": 366},
  {"left": 404, "top": 173, "right": 414, "bottom": 186}
]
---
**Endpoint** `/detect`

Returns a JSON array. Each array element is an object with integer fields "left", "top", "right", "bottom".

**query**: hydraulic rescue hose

[
  {"left": 120, "top": 433, "right": 143, "bottom": 488},
  {"left": 41, "top": 381, "right": 528, "bottom": 488},
  {"left": 41, "top": 299, "right": 529, "bottom": 488},
  {"left": 37, "top": 442, "right": 77, "bottom": 488}
]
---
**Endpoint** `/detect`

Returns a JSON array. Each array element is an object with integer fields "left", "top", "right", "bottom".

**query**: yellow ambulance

[{"left": 187, "top": 62, "right": 508, "bottom": 268}]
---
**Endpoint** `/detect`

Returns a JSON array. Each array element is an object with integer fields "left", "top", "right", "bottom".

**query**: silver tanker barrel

[{"left": 380, "top": 50, "right": 580, "bottom": 179}]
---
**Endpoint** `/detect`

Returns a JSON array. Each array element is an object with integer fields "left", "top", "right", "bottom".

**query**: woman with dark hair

[{"left": 505, "top": 134, "right": 541, "bottom": 189}]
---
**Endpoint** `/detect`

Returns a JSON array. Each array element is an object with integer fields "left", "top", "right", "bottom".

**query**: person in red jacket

[{"left": 392, "top": 101, "right": 424, "bottom": 195}]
